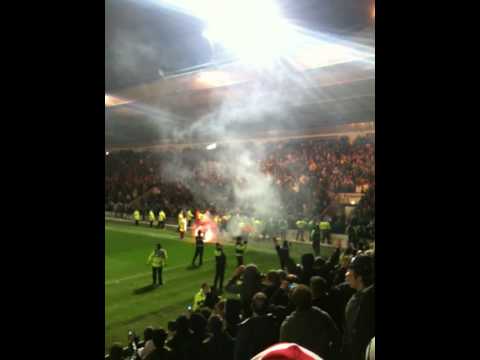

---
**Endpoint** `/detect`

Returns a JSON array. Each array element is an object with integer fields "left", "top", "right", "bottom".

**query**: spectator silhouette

[
  {"left": 234, "top": 292, "right": 280, "bottom": 360},
  {"left": 145, "top": 329, "right": 171, "bottom": 360},
  {"left": 200, "top": 315, "right": 234, "bottom": 360},
  {"left": 166, "top": 315, "right": 193, "bottom": 360},
  {"left": 280, "top": 285, "right": 340, "bottom": 359}
]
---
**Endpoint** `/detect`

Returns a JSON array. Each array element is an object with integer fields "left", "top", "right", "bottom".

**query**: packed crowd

[
  {"left": 105, "top": 135, "right": 374, "bottom": 224},
  {"left": 347, "top": 187, "right": 375, "bottom": 244},
  {"left": 108, "top": 244, "right": 375, "bottom": 360}
]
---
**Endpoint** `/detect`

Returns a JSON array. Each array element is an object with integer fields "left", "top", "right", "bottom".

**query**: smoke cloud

[
  {"left": 156, "top": 64, "right": 318, "bottom": 221},
  {"left": 107, "top": 17, "right": 374, "bottom": 222}
]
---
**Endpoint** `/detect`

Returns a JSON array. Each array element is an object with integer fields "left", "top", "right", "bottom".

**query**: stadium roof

[{"left": 106, "top": 0, "right": 375, "bottom": 148}]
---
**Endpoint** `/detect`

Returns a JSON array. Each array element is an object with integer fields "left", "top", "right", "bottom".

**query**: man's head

[
  {"left": 189, "top": 312, "right": 207, "bottom": 334},
  {"left": 197, "top": 230, "right": 203, "bottom": 236},
  {"left": 243, "top": 264, "right": 261, "bottom": 286},
  {"left": 277, "top": 269, "right": 287, "bottom": 282},
  {"left": 301, "top": 253, "right": 314, "bottom": 270},
  {"left": 143, "top": 326, "right": 154, "bottom": 341},
  {"left": 201, "top": 282, "right": 210, "bottom": 293},
  {"left": 167, "top": 320, "right": 177, "bottom": 333},
  {"left": 208, "top": 314, "right": 224, "bottom": 335},
  {"left": 290, "top": 285, "right": 313, "bottom": 311},
  {"left": 310, "top": 276, "right": 328, "bottom": 299},
  {"left": 109, "top": 343, "right": 123, "bottom": 360},
  {"left": 286, "top": 273, "right": 299, "bottom": 284},
  {"left": 265, "top": 270, "right": 280, "bottom": 287},
  {"left": 156, "top": 243, "right": 162, "bottom": 250},
  {"left": 346, "top": 255, "right": 374, "bottom": 290},
  {"left": 340, "top": 254, "right": 352, "bottom": 268},
  {"left": 282, "top": 240, "right": 289, "bottom": 248},
  {"left": 251, "top": 292, "right": 269, "bottom": 316},
  {"left": 175, "top": 315, "right": 190, "bottom": 333},
  {"left": 236, "top": 236, "right": 242, "bottom": 244},
  {"left": 233, "top": 264, "right": 246, "bottom": 278},
  {"left": 151, "top": 328, "right": 168, "bottom": 348},
  {"left": 216, "top": 242, "right": 222, "bottom": 250},
  {"left": 313, "top": 256, "right": 326, "bottom": 269}
]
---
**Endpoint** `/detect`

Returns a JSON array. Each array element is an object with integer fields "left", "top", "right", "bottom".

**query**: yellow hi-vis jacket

[
  {"left": 148, "top": 211, "right": 156, "bottom": 222},
  {"left": 187, "top": 210, "right": 194, "bottom": 221},
  {"left": 158, "top": 211, "right": 166, "bottom": 221},
  {"left": 192, "top": 289, "right": 206, "bottom": 311},
  {"left": 147, "top": 249, "right": 168, "bottom": 268},
  {"left": 296, "top": 220, "right": 307, "bottom": 229},
  {"left": 179, "top": 218, "right": 187, "bottom": 232},
  {"left": 134, "top": 210, "right": 141, "bottom": 221},
  {"left": 320, "top": 221, "right": 331, "bottom": 231}
]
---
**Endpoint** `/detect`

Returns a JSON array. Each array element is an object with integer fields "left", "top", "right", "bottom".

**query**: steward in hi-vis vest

[
  {"left": 148, "top": 210, "right": 155, "bottom": 228},
  {"left": 147, "top": 243, "right": 168, "bottom": 286},
  {"left": 157, "top": 210, "right": 166, "bottom": 229},
  {"left": 133, "top": 210, "right": 141, "bottom": 226}
]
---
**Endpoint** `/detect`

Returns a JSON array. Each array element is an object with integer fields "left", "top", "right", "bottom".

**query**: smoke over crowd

[
  {"left": 159, "top": 65, "right": 320, "bottom": 221},
  {"left": 106, "top": 1, "right": 375, "bottom": 224}
]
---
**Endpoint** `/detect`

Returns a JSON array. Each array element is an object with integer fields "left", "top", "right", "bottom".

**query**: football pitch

[
  {"left": 105, "top": 220, "right": 283, "bottom": 353},
  {"left": 105, "top": 220, "right": 337, "bottom": 353}
]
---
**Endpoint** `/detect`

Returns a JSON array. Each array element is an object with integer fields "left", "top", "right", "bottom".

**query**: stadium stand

[{"left": 105, "top": 135, "right": 374, "bottom": 238}]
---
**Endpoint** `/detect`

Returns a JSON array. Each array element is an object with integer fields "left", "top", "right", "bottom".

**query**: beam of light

[
  {"left": 292, "top": 26, "right": 375, "bottom": 58},
  {"left": 151, "top": 1, "right": 374, "bottom": 73},
  {"left": 196, "top": 70, "right": 243, "bottom": 88},
  {"left": 109, "top": 101, "right": 190, "bottom": 126},
  {"left": 105, "top": 94, "right": 133, "bottom": 107},
  {"left": 292, "top": 43, "right": 361, "bottom": 71}
]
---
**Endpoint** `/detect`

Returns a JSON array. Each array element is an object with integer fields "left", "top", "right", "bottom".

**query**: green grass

[
  {"left": 105, "top": 220, "right": 337, "bottom": 353},
  {"left": 105, "top": 221, "right": 282, "bottom": 353}
]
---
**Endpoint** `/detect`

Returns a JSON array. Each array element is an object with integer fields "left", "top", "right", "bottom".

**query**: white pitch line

[{"left": 105, "top": 259, "right": 214, "bottom": 286}]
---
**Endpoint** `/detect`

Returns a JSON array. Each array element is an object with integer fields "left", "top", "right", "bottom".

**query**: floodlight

[{"left": 167, "top": 0, "right": 295, "bottom": 65}]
